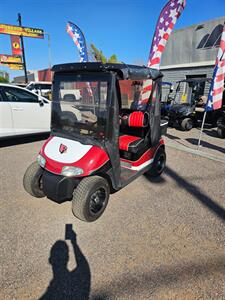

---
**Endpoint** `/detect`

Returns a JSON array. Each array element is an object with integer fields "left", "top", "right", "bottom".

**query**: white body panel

[
  {"left": 44, "top": 136, "right": 92, "bottom": 163},
  {"left": 9, "top": 102, "right": 51, "bottom": 134},
  {"left": 0, "top": 102, "right": 14, "bottom": 137}
]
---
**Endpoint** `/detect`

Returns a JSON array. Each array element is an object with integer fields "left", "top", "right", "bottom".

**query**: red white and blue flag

[
  {"left": 67, "top": 21, "right": 93, "bottom": 96},
  {"left": 139, "top": 0, "right": 186, "bottom": 107},
  {"left": 206, "top": 24, "right": 225, "bottom": 111},
  {"left": 66, "top": 21, "right": 88, "bottom": 62}
]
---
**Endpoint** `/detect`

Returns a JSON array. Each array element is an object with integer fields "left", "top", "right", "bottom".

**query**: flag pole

[{"left": 197, "top": 110, "right": 207, "bottom": 149}]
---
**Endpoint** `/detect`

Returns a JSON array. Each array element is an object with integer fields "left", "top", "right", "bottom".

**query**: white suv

[{"left": 0, "top": 84, "right": 51, "bottom": 138}]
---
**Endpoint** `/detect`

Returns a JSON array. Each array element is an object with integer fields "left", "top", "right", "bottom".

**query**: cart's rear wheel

[
  {"left": 23, "top": 161, "right": 45, "bottom": 198},
  {"left": 72, "top": 176, "right": 109, "bottom": 222},
  {"left": 146, "top": 147, "right": 166, "bottom": 177},
  {"left": 181, "top": 118, "right": 193, "bottom": 131}
]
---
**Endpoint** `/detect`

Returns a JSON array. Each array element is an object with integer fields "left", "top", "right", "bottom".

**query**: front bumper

[{"left": 42, "top": 170, "right": 80, "bottom": 202}]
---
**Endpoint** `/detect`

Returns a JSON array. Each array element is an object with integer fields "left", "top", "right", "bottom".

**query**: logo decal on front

[{"left": 59, "top": 143, "right": 67, "bottom": 154}]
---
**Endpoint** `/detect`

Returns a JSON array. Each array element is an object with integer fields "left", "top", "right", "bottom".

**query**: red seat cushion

[{"left": 119, "top": 135, "right": 145, "bottom": 153}]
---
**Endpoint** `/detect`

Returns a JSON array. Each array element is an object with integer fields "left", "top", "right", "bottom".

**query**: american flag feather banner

[
  {"left": 66, "top": 21, "right": 93, "bottom": 96},
  {"left": 206, "top": 24, "right": 225, "bottom": 111},
  {"left": 66, "top": 21, "right": 88, "bottom": 62},
  {"left": 139, "top": 0, "right": 186, "bottom": 107}
]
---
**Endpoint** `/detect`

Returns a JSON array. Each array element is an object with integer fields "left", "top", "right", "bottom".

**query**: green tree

[
  {"left": 0, "top": 76, "right": 9, "bottom": 83},
  {"left": 90, "top": 44, "right": 119, "bottom": 63}
]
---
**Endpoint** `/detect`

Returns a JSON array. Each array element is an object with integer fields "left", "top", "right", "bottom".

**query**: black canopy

[{"left": 52, "top": 62, "right": 163, "bottom": 81}]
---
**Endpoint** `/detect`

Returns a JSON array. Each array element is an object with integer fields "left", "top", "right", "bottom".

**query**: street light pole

[
  {"left": 17, "top": 13, "right": 28, "bottom": 84},
  {"left": 44, "top": 33, "right": 52, "bottom": 70}
]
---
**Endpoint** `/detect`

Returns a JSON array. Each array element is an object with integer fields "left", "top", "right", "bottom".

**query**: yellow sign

[
  {"left": 0, "top": 24, "right": 44, "bottom": 39},
  {"left": 0, "top": 54, "right": 22, "bottom": 64},
  {"left": 181, "top": 94, "right": 187, "bottom": 103},
  {"left": 8, "top": 64, "right": 24, "bottom": 70}
]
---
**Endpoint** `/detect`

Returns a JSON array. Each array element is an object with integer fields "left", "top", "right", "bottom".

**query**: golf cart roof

[
  {"left": 52, "top": 62, "right": 163, "bottom": 81},
  {"left": 176, "top": 78, "right": 212, "bottom": 84}
]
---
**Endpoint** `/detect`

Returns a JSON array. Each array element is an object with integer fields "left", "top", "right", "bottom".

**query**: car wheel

[
  {"left": 181, "top": 118, "right": 193, "bottom": 131},
  {"left": 146, "top": 147, "right": 166, "bottom": 177},
  {"left": 72, "top": 176, "right": 110, "bottom": 222},
  {"left": 217, "top": 127, "right": 225, "bottom": 138},
  {"left": 23, "top": 161, "right": 45, "bottom": 198}
]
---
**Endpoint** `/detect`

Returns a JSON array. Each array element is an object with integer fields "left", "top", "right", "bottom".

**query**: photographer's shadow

[{"left": 40, "top": 225, "right": 91, "bottom": 300}]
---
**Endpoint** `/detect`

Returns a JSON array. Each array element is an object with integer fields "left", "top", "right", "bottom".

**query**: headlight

[
  {"left": 61, "top": 166, "right": 84, "bottom": 177},
  {"left": 37, "top": 154, "right": 46, "bottom": 168}
]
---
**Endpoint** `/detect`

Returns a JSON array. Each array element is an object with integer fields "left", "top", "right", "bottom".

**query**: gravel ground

[{"left": 0, "top": 135, "right": 225, "bottom": 300}]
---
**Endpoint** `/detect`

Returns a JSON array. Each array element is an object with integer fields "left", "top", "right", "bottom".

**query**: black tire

[
  {"left": 181, "top": 118, "right": 193, "bottom": 131},
  {"left": 72, "top": 176, "right": 109, "bottom": 222},
  {"left": 217, "top": 127, "right": 225, "bottom": 138},
  {"left": 23, "top": 161, "right": 45, "bottom": 198},
  {"left": 146, "top": 147, "right": 166, "bottom": 177}
]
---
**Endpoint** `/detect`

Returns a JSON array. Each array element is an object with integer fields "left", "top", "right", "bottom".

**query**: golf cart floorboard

[{"left": 120, "top": 166, "right": 148, "bottom": 188}]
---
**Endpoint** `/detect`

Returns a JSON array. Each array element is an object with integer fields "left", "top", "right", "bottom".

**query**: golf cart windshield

[
  {"left": 174, "top": 79, "right": 210, "bottom": 105},
  {"left": 51, "top": 73, "right": 110, "bottom": 140}
]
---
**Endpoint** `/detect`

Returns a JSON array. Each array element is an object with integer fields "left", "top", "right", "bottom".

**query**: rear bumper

[{"left": 42, "top": 170, "right": 79, "bottom": 202}]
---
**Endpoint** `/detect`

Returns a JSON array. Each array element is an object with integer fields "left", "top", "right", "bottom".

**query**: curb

[{"left": 166, "top": 141, "right": 225, "bottom": 164}]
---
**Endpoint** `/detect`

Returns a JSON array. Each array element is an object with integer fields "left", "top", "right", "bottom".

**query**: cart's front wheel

[
  {"left": 23, "top": 161, "right": 45, "bottom": 198},
  {"left": 72, "top": 176, "right": 109, "bottom": 222}
]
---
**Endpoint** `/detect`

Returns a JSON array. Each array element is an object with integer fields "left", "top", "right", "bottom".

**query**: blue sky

[{"left": 0, "top": 0, "right": 225, "bottom": 80}]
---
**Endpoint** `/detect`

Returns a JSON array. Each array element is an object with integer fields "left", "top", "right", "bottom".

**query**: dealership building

[{"left": 160, "top": 16, "right": 225, "bottom": 99}]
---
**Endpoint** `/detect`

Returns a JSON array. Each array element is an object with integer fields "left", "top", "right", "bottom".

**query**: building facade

[{"left": 161, "top": 16, "right": 225, "bottom": 100}]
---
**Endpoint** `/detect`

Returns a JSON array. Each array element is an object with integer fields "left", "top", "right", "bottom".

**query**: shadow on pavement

[
  {"left": 144, "top": 173, "right": 167, "bottom": 184},
  {"left": 186, "top": 138, "right": 225, "bottom": 154},
  {"left": 202, "top": 129, "right": 219, "bottom": 138},
  {"left": 165, "top": 166, "right": 225, "bottom": 221},
  {"left": 39, "top": 224, "right": 91, "bottom": 300},
  {"left": 0, "top": 133, "right": 49, "bottom": 148},
  {"left": 166, "top": 133, "right": 181, "bottom": 140},
  {"left": 90, "top": 256, "right": 225, "bottom": 298}
]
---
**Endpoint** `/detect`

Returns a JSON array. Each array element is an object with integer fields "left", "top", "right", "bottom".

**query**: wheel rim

[
  {"left": 89, "top": 187, "right": 107, "bottom": 216},
  {"left": 33, "top": 171, "right": 44, "bottom": 194},
  {"left": 156, "top": 154, "right": 165, "bottom": 173},
  {"left": 186, "top": 121, "right": 192, "bottom": 130}
]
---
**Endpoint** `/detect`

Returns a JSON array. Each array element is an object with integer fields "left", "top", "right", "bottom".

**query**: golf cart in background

[
  {"left": 167, "top": 78, "right": 211, "bottom": 130},
  {"left": 23, "top": 62, "right": 167, "bottom": 222},
  {"left": 168, "top": 78, "right": 225, "bottom": 131},
  {"left": 160, "top": 81, "right": 174, "bottom": 117}
]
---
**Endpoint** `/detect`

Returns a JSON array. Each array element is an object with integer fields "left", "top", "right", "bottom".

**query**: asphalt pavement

[{"left": 1, "top": 135, "right": 225, "bottom": 299}]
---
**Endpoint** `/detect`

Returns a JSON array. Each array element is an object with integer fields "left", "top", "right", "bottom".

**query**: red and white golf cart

[{"left": 23, "top": 62, "right": 167, "bottom": 222}]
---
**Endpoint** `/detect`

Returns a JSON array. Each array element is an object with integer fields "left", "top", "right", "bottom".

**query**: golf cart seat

[{"left": 119, "top": 111, "right": 148, "bottom": 153}]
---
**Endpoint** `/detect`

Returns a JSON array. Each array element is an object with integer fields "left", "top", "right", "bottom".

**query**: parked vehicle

[
  {"left": 160, "top": 81, "right": 174, "bottom": 117},
  {"left": 217, "top": 112, "right": 225, "bottom": 138},
  {"left": 0, "top": 84, "right": 51, "bottom": 138},
  {"left": 168, "top": 78, "right": 225, "bottom": 131},
  {"left": 23, "top": 62, "right": 168, "bottom": 222},
  {"left": 26, "top": 81, "right": 52, "bottom": 100}
]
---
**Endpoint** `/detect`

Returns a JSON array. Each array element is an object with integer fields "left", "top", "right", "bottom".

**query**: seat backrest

[
  {"left": 128, "top": 111, "right": 147, "bottom": 127},
  {"left": 120, "top": 111, "right": 149, "bottom": 138}
]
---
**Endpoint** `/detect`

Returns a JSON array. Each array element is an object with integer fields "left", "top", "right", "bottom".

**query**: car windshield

[{"left": 51, "top": 73, "right": 110, "bottom": 140}]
